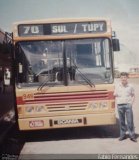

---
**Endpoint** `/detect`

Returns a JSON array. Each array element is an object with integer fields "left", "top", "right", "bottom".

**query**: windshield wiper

[
  {"left": 37, "top": 68, "right": 61, "bottom": 91},
  {"left": 37, "top": 79, "right": 49, "bottom": 91},
  {"left": 71, "top": 59, "right": 95, "bottom": 88}
]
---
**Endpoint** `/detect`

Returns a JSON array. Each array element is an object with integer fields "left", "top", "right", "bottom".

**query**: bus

[{"left": 12, "top": 18, "right": 120, "bottom": 130}]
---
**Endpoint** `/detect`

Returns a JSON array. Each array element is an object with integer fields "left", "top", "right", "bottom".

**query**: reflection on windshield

[{"left": 16, "top": 38, "right": 113, "bottom": 87}]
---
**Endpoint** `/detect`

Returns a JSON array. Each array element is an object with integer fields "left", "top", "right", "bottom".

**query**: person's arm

[
  {"left": 131, "top": 93, "right": 135, "bottom": 105},
  {"left": 113, "top": 85, "right": 118, "bottom": 97},
  {"left": 131, "top": 86, "right": 135, "bottom": 105}
]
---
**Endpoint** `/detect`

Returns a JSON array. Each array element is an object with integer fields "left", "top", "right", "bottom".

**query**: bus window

[
  {"left": 76, "top": 44, "right": 96, "bottom": 67},
  {"left": 65, "top": 38, "right": 112, "bottom": 84},
  {"left": 16, "top": 41, "right": 64, "bottom": 85}
]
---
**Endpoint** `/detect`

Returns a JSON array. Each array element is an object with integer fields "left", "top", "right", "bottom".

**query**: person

[{"left": 114, "top": 72, "right": 137, "bottom": 142}]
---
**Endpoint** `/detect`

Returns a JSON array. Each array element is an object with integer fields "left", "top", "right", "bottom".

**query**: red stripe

[
  {"left": 16, "top": 91, "right": 114, "bottom": 105},
  {"left": 34, "top": 92, "right": 108, "bottom": 99},
  {"left": 26, "top": 96, "right": 108, "bottom": 102},
  {"left": 34, "top": 90, "right": 107, "bottom": 95},
  {"left": 33, "top": 91, "right": 114, "bottom": 101},
  {"left": 25, "top": 98, "right": 109, "bottom": 104},
  {"left": 34, "top": 90, "right": 108, "bottom": 97},
  {"left": 16, "top": 97, "right": 25, "bottom": 105}
]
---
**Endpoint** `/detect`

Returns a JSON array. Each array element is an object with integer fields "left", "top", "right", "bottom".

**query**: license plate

[{"left": 54, "top": 118, "right": 82, "bottom": 125}]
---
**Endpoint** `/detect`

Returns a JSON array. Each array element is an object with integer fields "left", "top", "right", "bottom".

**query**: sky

[{"left": 0, "top": 0, "right": 139, "bottom": 70}]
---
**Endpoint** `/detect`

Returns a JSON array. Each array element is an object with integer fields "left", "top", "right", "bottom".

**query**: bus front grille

[{"left": 46, "top": 102, "right": 88, "bottom": 112}]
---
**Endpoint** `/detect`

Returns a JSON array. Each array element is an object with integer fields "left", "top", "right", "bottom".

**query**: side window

[
  {"left": 103, "top": 39, "right": 110, "bottom": 68},
  {"left": 94, "top": 42, "right": 102, "bottom": 66},
  {"left": 15, "top": 44, "right": 29, "bottom": 83}
]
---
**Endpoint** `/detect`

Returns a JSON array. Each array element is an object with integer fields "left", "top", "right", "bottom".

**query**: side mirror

[{"left": 112, "top": 38, "right": 120, "bottom": 51}]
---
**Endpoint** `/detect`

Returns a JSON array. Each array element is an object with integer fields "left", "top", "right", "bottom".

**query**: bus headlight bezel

[
  {"left": 25, "top": 105, "right": 46, "bottom": 113},
  {"left": 88, "top": 101, "right": 108, "bottom": 110}
]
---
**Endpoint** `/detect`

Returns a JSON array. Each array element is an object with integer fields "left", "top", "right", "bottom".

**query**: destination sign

[{"left": 18, "top": 21, "right": 107, "bottom": 37}]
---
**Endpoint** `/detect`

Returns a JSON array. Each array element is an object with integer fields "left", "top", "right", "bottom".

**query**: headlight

[
  {"left": 99, "top": 102, "right": 108, "bottom": 109},
  {"left": 88, "top": 102, "right": 98, "bottom": 110},
  {"left": 88, "top": 101, "right": 108, "bottom": 110},
  {"left": 26, "top": 106, "right": 34, "bottom": 113},
  {"left": 35, "top": 106, "right": 45, "bottom": 112},
  {"left": 25, "top": 106, "right": 45, "bottom": 113}
]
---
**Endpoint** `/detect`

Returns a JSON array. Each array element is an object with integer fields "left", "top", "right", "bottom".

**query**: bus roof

[{"left": 13, "top": 17, "right": 111, "bottom": 25}]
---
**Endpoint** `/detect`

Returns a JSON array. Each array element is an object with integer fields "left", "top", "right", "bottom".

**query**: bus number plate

[{"left": 54, "top": 118, "right": 82, "bottom": 125}]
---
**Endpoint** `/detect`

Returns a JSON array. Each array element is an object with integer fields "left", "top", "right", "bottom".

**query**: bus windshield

[{"left": 16, "top": 38, "right": 113, "bottom": 87}]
